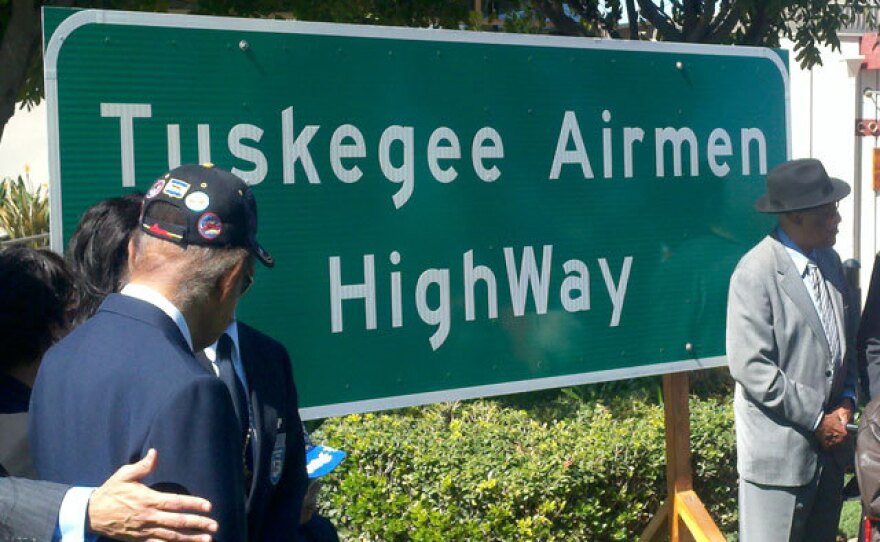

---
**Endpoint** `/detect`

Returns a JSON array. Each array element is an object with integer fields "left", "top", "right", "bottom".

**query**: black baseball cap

[{"left": 140, "top": 163, "right": 274, "bottom": 267}]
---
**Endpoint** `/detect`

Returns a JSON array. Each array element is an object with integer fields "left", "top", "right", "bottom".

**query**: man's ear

[
  {"left": 217, "top": 256, "right": 247, "bottom": 301},
  {"left": 127, "top": 235, "right": 138, "bottom": 269},
  {"left": 779, "top": 212, "right": 801, "bottom": 228}
]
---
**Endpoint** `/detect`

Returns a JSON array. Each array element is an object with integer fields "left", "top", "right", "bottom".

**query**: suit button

[{"left": 825, "top": 370, "right": 832, "bottom": 377}]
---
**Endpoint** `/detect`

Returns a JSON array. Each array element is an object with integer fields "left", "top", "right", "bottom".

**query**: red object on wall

[
  {"left": 874, "top": 149, "right": 880, "bottom": 192},
  {"left": 856, "top": 119, "right": 880, "bottom": 136},
  {"left": 862, "top": 33, "right": 880, "bottom": 69}
]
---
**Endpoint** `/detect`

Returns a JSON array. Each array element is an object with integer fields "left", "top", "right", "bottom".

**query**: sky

[{"left": 0, "top": 102, "right": 48, "bottom": 191}]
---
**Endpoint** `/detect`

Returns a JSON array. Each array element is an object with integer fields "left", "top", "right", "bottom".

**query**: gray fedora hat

[{"left": 755, "top": 158, "right": 850, "bottom": 213}]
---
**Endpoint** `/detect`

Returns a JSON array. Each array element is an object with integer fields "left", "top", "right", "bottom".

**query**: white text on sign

[
  {"left": 328, "top": 245, "right": 633, "bottom": 351},
  {"left": 100, "top": 104, "right": 768, "bottom": 210}
]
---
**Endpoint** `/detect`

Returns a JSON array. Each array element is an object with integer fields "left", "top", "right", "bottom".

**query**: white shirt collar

[
  {"left": 202, "top": 320, "right": 240, "bottom": 363},
  {"left": 120, "top": 283, "right": 193, "bottom": 351},
  {"left": 777, "top": 226, "right": 814, "bottom": 277},
  {"left": 784, "top": 243, "right": 811, "bottom": 278},
  {"left": 201, "top": 320, "right": 248, "bottom": 390}
]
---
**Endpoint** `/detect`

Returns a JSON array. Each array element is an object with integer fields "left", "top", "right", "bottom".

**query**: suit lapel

[{"left": 772, "top": 239, "right": 830, "bottom": 356}]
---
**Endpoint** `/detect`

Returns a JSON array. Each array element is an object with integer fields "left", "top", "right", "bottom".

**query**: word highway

[{"left": 329, "top": 245, "right": 633, "bottom": 351}]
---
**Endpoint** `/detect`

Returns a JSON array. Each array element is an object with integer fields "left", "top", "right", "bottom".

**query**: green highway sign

[{"left": 45, "top": 8, "right": 785, "bottom": 418}]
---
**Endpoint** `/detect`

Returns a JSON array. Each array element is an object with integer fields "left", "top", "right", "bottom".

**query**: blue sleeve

[
  {"left": 261, "top": 346, "right": 309, "bottom": 541},
  {"left": 143, "top": 377, "right": 247, "bottom": 542},
  {"left": 844, "top": 361, "right": 857, "bottom": 404}
]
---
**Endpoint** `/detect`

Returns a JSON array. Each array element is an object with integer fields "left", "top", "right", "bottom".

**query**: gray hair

[{"left": 129, "top": 230, "right": 250, "bottom": 310}]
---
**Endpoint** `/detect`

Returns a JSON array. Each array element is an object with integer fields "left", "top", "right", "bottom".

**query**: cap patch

[
  {"left": 197, "top": 212, "right": 223, "bottom": 240},
  {"left": 185, "top": 191, "right": 210, "bottom": 212},
  {"left": 270, "top": 433, "right": 285, "bottom": 485},
  {"left": 144, "top": 222, "right": 183, "bottom": 240},
  {"left": 137, "top": 164, "right": 274, "bottom": 267},
  {"left": 162, "top": 178, "right": 191, "bottom": 199},
  {"left": 146, "top": 179, "right": 166, "bottom": 199}
]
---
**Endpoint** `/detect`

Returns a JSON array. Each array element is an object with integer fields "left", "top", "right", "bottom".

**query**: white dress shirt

[
  {"left": 121, "top": 283, "right": 193, "bottom": 351},
  {"left": 200, "top": 320, "right": 249, "bottom": 394}
]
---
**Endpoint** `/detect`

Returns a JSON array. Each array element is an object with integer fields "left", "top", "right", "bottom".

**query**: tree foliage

[
  {"left": 514, "top": 1, "right": 878, "bottom": 69},
  {"left": 0, "top": 0, "right": 470, "bottom": 142},
  {"left": 193, "top": 0, "right": 470, "bottom": 27},
  {"left": 1, "top": 0, "right": 42, "bottom": 143},
  {"left": 0, "top": 1, "right": 876, "bottom": 143}
]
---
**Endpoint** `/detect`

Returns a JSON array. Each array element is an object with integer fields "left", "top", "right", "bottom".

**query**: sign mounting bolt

[{"left": 239, "top": 40, "right": 249, "bottom": 51}]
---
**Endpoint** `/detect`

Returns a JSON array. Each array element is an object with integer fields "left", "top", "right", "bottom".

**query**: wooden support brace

[
  {"left": 640, "top": 372, "right": 725, "bottom": 542},
  {"left": 638, "top": 500, "right": 669, "bottom": 542},
  {"left": 675, "top": 491, "right": 725, "bottom": 542}
]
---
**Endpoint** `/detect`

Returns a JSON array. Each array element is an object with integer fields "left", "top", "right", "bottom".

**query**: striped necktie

[{"left": 807, "top": 261, "right": 841, "bottom": 368}]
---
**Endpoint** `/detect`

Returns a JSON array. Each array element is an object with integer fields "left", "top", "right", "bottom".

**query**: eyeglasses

[
  {"left": 806, "top": 201, "right": 839, "bottom": 218},
  {"left": 241, "top": 273, "right": 254, "bottom": 296}
]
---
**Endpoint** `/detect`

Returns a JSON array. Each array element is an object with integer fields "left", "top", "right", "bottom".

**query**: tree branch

[
  {"left": 534, "top": 0, "right": 589, "bottom": 36},
  {"left": 742, "top": 4, "right": 772, "bottom": 45},
  {"left": 625, "top": 0, "right": 639, "bottom": 39},
  {"left": 689, "top": 0, "right": 716, "bottom": 41},
  {"left": 0, "top": 0, "right": 42, "bottom": 142},
  {"left": 682, "top": 0, "right": 699, "bottom": 39},
  {"left": 636, "top": 0, "right": 683, "bottom": 41},
  {"left": 705, "top": 1, "right": 741, "bottom": 44}
]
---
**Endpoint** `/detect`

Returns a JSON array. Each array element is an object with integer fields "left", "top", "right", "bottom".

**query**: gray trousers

[{"left": 739, "top": 455, "right": 844, "bottom": 542}]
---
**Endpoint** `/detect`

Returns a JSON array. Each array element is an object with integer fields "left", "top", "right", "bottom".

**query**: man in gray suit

[
  {"left": 1, "top": 449, "right": 218, "bottom": 542},
  {"left": 727, "top": 158, "right": 857, "bottom": 542}
]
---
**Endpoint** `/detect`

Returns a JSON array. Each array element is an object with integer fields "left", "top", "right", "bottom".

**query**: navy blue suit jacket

[
  {"left": 238, "top": 322, "right": 309, "bottom": 541},
  {"left": 29, "top": 294, "right": 247, "bottom": 542}
]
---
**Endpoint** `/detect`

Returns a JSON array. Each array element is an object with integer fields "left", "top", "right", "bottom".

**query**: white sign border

[
  {"left": 44, "top": 9, "right": 787, "bottom": 419},
  {"left": 45, "top": 8, "right": 792, "bottom": 250},
  {"left": 300, "top": 356, "right": 727, "bottom": 420}
]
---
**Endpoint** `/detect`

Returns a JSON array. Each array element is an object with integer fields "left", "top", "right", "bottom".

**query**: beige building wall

[{"left": 785, "top": 31, "right": 880, "bottom": 297}]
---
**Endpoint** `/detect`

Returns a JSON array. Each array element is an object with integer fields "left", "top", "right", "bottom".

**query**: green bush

[
  {"left": 314, "top": 396, "right": 737, "bottom": 541},
  {"left": 0, "top": 174, "right": 49, "bottom": 246},
  {"left": 839, "top": 498, "right": 861, "bottom": 540}
]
